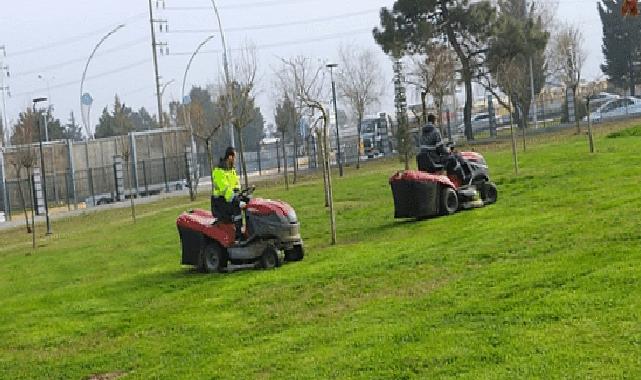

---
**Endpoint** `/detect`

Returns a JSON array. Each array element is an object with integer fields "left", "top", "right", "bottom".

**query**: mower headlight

[{"left": 287, "top": 210, "right": 298, "bottom": 223}]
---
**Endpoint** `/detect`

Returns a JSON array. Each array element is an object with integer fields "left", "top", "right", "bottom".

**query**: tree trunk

[
  {"left": 463, "top": 73, "right": 474, "bottom": 141},
  {"left": 281, "top": 130, "right": 289, "bottom": 190},
  {"left": 573, "top": 85, "right": 581, "bottom": 134},
  {"left": 15, "top": 169, "right": 31, "bottom": 233},
  {"left": 630, "top": 58, "right": 636, "bottom": 97},
  {"left": 441, "top": 6, "right": 473, "bottom": 141},
  {"left": 293, "top": 132, "right": 298, "bottom": 184},
  {"left": 28, "top": 167, "right": 36, "bottom": 249},
  {"left": 356, "top": 113, "right": 363, "bottom": 170},
  {"left": 318, "top": 129, "right": 329, "bottom": 207},
  {"left": 126, "top": 158, "right": 136, "bottom": 223},
  {"left": 508, "top": 101, "right": 519, "bottom": 176},
  {"left": 321, "top": 112, "right": 336, "bottom": 245},
  {"left": 205, "top": 139, "right": 213, "bottom": 177},
  {"left": 236, "top": 127, "right": 250, "bottom": 189}
]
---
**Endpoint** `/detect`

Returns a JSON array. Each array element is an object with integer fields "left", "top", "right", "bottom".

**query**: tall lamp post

[
  {"left": 326, "top": 63, "right": 343, "bottom": 177},
  {"left": 210, "top": 0, "right": 234, "bottom": 148},
  {"left": 80, "top": 24, "right": 125, "bottom": 139},
  {"left": 33, "top": 97, "right": 52, "bottom": 235},
  {"left": 37, "top": 74, "right": 54, "bottom": 142},
  {"left": 182, "top": 35, "right": 215, "bottom": 201}
]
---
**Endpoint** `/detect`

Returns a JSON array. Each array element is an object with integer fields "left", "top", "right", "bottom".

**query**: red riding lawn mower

[
  {"left": 390, "top": 147, "right": 498, "bottom": 219},
  {"left": 176, "top": 188, "right": 304, "bottom": 273}
]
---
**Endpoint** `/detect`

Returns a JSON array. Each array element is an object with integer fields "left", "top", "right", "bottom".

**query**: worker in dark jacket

[
  {"left": 211, "top": 147, "right": 243, "bottom": 242},
  {"left": 417, "top": 114, "right": 448, "bottom": 172}
]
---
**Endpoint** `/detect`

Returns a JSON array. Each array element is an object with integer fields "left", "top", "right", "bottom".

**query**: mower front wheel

[
  {"left": 481, "top": 182, "right": 498, "bottom": 204},
  {"left": 200, "top": 242, "right": 227, "bottom": 273},
  {"left": 441, "top": 187, "right": 459, "bottom": 215},
  {"left": 285, "top": 245, "right": 304, "bottom": 262}
]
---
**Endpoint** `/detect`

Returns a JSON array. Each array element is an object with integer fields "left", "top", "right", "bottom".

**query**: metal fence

[{"left": 0, "top": 131, "right": 389, "bottom": 219}]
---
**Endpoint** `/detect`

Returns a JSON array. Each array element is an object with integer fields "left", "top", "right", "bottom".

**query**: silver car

[{"left": 585, "top": 97, "right": 641, "bottom": 123}]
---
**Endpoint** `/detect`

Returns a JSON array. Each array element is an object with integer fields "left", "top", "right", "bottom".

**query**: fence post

[
  {"left": 50, "top": 145, "right": 59, "bottom": 205},
  {"left": 185, "top": 145, "right": 194, "bottom": 200},
  {"left": 257, "top": 142, "right": 262, "bottom": 176},
  {"left": 88, "top": 167, "right": 96, "bottom": 207},
  {"left": 84, "top": 140, "right": 96, "bottom": 207},
  {"left": 276, "top": 140, "right": 281, "bottom": 173},
  {"left": 0, "top": 149, "right": 10, "bottom": 221},
  {"left": 67, "top": 139, "right": 78, "bottom": 210},
  {"left": 113, "top": 155, "right": 125, "bottom": 201},
  {"left": 161, "top": 133, "right": 169, "bottom": 192},
  {"left": 311, "top": 134, "right": 317, "bottom": 169},
  {"left": 142, "top": 161, "right": 149, "bottom": 196},
  {"left": 32, "top": 167, "right": 45, "bottom": 215},
  {"left": 129, "top": 132, "right": 139, "bottom": 197}
]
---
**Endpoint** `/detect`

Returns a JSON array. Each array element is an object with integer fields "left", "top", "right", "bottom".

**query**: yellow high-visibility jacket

[{"left": 212, "top": 161, "right": 239, "bottom": 202}]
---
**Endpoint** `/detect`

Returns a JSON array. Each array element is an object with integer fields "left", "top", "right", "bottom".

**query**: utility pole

[
  {"left": 148, "top": 0, "right": 168, "bottom": 128},
  {"left": 0, "top": 45, "right": 9, "bottom": 148},
  {"left": 326, "top": 63, "right": 343, "bottom": 177},
  {"left": 525, "top": 0, "right": 537, "bottom": 127}
]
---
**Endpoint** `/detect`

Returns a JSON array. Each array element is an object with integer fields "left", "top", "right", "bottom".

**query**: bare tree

[
  {"left": 274, "top": 96, "right": 294, "bottom": 190},
  {"left": 275, "top": 56, "right": 322, "bottom": 184},
  {"left": 551, "top": 23, "right": 587, "bottom": 133},
  {"left": 8, "top": 109, "right": 39, "bottom": 235},
  {"left": 117, "top": 136, "right": 136, "bottom": 223},
  {"left": 291, "top": 60, "right": 337, "bottom": 245},
  {"left": 496, "top": 58, "right": 522, "bottom": 175},
  {"left": 190, "top": 100, "right": 223, "bottom": 174},
  {"left": 409, "top": 43, "right": 457, "bottom": 135},
  {"left": 221, "top": 43, "right": 258, "bottom": 190},
  {"left": 336, "top": 45, "right": 385, "bottom": 169}
]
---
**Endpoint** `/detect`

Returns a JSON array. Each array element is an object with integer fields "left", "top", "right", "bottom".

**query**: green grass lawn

[{"left": 1, "top": 121, "right": 641, "bottom": 379}]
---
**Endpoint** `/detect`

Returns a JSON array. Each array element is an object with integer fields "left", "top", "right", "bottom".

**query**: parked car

[
  {"left": 584, "top": 97, "right": 641, "bottom": 123},
  {"left": 457, "top": 113, "right": 492, "bottom": 134},
  {"left": 588, "top": 92, "right": 620, "bottom": 111}
]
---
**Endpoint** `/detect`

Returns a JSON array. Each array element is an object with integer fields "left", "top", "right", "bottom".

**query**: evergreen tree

[
  {"left": 374, "top": 0, "right": 496, "bottom": 140},
  {"left": 599, "top": 0, "right": 641, "bottom": 95},
  {"left": 63, "top": 111, "right": 84, "bottom": 141}
]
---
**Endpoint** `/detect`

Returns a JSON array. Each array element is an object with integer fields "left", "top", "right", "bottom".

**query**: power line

[
  {"left": 12, "top": 58, "right": 149, "bottom": 98},
  {"left": 8, "top": 13, "right": 147, "bottom": 58},
  {"left": 165, "top": 0, "right": 322, "bottom": 11},
  {"left": 169, "top": 27, "right": 373, "bottom": 56},
  {"left": 169, "top": 9, "right": 379, "bottom": 34},
  {"left": 11, "top": 37, "right": 149, "bottom": 79}
]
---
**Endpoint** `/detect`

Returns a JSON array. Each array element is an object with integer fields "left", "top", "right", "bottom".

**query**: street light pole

[
  {"left": 182, "top": 35, "right": 215, "bottom": 201},
  {"left": 326, "top": 63, "right": 343, "bottom": 177},
  {"left": 33, "top": 97, "right": 52, "bottom": 235},
  {"left": 80, "top": 24, "right": 125, "bottom": 139},
  {"left": 37, "top": 74, "right": 53, "bottom": 141},
  {"left": 210, "top": 0, "right": 234, "bottom": 148}
]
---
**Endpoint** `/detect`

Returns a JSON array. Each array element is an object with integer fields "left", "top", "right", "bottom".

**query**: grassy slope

[{"left": 1, "top": 123, "right": 640, "bottom": 379}]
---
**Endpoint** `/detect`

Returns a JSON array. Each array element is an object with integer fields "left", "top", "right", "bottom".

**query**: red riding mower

[
  {"left": 176, "top": 188, "right": 304, "bottom": 273},
  {"left": 390, "top": 148, "right": 498, "bottom": 219}
]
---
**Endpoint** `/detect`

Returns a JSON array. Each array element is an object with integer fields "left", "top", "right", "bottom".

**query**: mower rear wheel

[
  {"left": 259, "top": 245, "right": 280, "bottom": 269},
  {"left": 481, "top": 182, "right": 498, "bottom": 204},
  {"left": 200, "top": 242, "right": 226, "bottom": 273},
  {"left": 441, "top": 187, "right": 459, "bottom": 215}
]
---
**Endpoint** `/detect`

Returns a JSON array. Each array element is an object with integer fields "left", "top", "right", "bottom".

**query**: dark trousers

[{"left": 211, "top": 196, "right": 243, "bottom": 240}]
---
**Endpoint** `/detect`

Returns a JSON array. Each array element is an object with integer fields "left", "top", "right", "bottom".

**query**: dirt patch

[{"left": 86, "top": 371, "right": 127, "bottom": 380}]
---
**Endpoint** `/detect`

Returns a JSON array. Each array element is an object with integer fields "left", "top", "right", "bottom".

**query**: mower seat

[{"left": 417, "top": 152, "right": 444, "bottom": 173}]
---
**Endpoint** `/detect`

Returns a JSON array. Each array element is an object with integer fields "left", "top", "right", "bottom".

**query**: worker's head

[
  {"left": 224, "top": 147, "right": 236, "bottom": 167},
  {"left": 427, "top": 114, "right": 436, "bottom": 124}
]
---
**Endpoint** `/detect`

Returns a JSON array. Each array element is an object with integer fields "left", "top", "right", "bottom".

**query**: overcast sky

[{"left": 0, "top": 0, "right": 604, "bottom": 136}]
